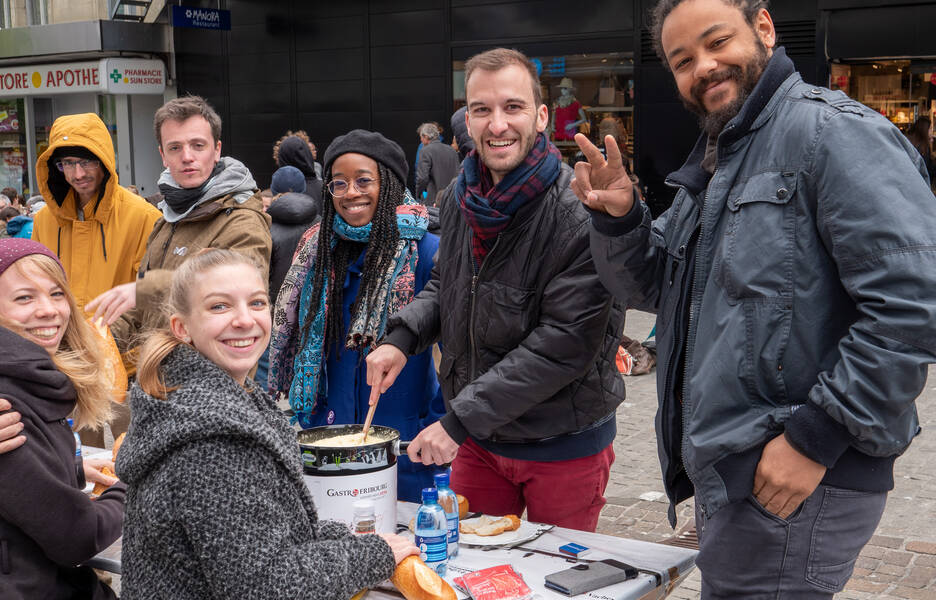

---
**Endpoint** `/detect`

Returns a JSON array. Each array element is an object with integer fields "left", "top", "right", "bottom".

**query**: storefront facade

[{"left": 0, "top": 19, "right": 172, "bottom": 198}]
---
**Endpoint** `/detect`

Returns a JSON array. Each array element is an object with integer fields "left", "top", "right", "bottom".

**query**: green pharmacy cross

[{"left": 109, "top": 69, "right": 122, "bottom": 84}]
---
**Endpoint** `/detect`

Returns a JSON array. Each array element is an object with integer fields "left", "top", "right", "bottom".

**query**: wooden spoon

[{"left": 362, "top": 386, "right": 380, "bottom": 443}]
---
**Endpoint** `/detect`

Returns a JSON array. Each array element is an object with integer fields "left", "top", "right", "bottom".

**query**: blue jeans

[{"left": 694, "top": 484, "right": 886, "bottom": 599}]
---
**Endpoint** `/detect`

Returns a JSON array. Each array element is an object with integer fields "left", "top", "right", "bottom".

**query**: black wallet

[{"left": 544, "top": 558, "right": 639, "bottom": 596}]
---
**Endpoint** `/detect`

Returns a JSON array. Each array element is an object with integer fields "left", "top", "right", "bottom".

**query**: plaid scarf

[
  {"left": 268, "top": 192, "right": 428, "bottom": 424},
  {"left": 456, "top": 132, "right": 561, "bottom": 268}
]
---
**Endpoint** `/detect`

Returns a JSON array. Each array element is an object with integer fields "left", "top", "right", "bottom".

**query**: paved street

[{"left": 599, "top": 310, "right": 936, "bottom": 599}]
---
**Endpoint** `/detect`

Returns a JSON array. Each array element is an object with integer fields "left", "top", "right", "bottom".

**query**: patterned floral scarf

[
  {"left": 268, "top": 191, "right": 428, "bottom": 422},
  {"left": 456, "top": 132, "right": 562, "bottom": 269}
]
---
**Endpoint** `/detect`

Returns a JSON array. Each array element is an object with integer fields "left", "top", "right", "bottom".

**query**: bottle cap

[
  {"left": 433, "top": 472, "right": 450, "bottom": 487},
  {"left": 66, "top": 417, "right": 74, "bottom": 428},
  {"left": 421, "top": 487, "right": 438, "bottom": 503},
  {"left": 352, "top": 499, "right": 375, "bottom": 517}
]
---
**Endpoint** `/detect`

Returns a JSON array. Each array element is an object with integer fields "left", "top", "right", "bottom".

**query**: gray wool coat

[{"left": 116, "top": 344, "right": 395, "bottom": 599}]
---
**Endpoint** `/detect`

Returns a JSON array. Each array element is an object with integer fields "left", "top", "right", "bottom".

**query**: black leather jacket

[{"left": 385, "top": 164, "right": 626, "bottom": 444}]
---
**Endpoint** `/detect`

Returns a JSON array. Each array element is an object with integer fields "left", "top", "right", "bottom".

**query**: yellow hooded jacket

[{"left": 33, "top": 113, "right": 161, "bottom": 311}]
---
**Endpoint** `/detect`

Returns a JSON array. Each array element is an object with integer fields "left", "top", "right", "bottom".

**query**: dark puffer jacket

[
  {"left": 117, "top": 343, "right": 395, "bottom": 600},
  {"left": 0, "top": 327, "right": 124, "bottom": 600},
  {"left": 268, "top": 191, "right": 321, "bottom": 303},
  {"left": 385, "top": 164, "right": 626, "bottom": 454}
]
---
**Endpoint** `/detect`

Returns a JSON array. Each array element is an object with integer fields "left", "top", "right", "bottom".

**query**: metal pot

[
  {"left": 297, "top": 424, "right": 411, "bottom": 475},
  {"left": 298, "top": 424, "right": 409, "bottom": 533}
]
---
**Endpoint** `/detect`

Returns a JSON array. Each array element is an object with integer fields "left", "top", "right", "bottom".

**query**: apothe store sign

[{"left": 0, "top": 58, "right": 165, "bottom": 97}]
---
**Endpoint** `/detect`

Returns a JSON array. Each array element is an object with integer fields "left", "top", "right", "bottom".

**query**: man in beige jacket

[{"left": 89, "top": 96, "right": 271, "bottom": 356}]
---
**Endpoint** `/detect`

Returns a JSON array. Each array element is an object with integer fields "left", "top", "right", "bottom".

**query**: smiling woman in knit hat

[
  {"left": 269, "top": 129, "right": 445, "bottom": 502},
  {"left": 0, "top": 237, "right": 125, "bottom": 599}
]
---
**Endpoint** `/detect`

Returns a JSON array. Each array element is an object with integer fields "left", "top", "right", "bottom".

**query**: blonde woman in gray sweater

[{"left": 117, "top": 249, "right": 417, "bottom": 599}]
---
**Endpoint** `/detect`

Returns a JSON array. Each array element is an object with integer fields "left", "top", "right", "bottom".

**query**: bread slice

[{"left": 459, "top": 514, "right": 521, "bottom": 536}]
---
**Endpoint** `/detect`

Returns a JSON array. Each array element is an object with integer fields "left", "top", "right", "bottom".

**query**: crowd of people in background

[{"left": 0, "top": 1, "right": 935, "bottom": 598}]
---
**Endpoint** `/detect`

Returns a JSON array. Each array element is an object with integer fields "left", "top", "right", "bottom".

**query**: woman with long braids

[{"left": 269, "top": 129, "right": 444, "bottom": 502}]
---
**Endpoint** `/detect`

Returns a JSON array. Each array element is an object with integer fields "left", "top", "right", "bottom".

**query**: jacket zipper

[
  {"left": 468, "top": 233, "right": 503, "bottom": 380},
  {"left": 158, "top": 222, "right": 180, "bottom": 268},
  {"left": 658, "top": 191, "right": 696, "bottom": 511},
  {"left": 679, "top": 162, "right": 721, "bottom": 519}
]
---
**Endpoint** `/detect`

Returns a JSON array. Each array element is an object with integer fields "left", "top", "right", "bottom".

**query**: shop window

[
  {"left": 0, "top": 98, "right": 27, "bottom": 196},
  {"left": 831, "top": 61, "right": 935, "bottom": 162},
  {"left": 453, "top": 51, "right": 635, "bottom": 171}
]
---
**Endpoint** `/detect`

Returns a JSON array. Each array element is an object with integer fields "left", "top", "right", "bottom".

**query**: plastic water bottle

[
  {"left": 352, "top": 499, "right": 376, "bottom": 535},
  {"left": 414, "top": 487, "right": 448, "bottom": 576},
  {"left": 434, "top": 472, "right": 459, "bottom": 558},
  {"left": 67, "top": 418, "right": 85, "bottom": 488}
]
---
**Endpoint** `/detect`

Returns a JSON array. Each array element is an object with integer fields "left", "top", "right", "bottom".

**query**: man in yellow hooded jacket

[
  {"left": 32, "top": 113, "right": 161, "bottom": 447},
  {"left": 33, "top": 113, "right": 161, "bottom": 314}
]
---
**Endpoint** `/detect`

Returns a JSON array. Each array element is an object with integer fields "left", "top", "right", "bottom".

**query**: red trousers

[{"left": 449, "top": 437, "right": 615, "bottom": 532}]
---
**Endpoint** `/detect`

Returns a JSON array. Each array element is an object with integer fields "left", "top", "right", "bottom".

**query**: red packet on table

[{"left": 453, "top": 565, "right": 533, "bottom": 600}]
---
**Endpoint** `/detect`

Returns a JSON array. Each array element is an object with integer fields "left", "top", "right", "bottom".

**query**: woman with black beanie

[{"left": 269, "top": 129, "right": 445, "bottom": 502}]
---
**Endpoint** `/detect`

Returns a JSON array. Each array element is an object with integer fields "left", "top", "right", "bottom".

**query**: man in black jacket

[{"left": 367, "top": 48, "right": 626, "bottom": 532}]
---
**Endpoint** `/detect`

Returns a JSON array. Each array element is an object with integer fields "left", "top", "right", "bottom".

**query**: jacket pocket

[
  {"left": 740, "top": 298, "right": 793, "bottom": 404},
  {"left": 438, "top": 351, "right": 456, "bottom": 401},
  {"left": 477, "top": 281, "right": 536, "bottom": 352},
  {"left": 717, "top": 171, "right": 797, "bottom": 301}
]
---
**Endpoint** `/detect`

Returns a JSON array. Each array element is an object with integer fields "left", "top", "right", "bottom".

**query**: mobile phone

[{"left": 544, "top": 558, "right": 639, "bottom": 596}]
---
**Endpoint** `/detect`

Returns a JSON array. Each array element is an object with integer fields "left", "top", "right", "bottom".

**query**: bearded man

[{"left": 572, "top": 0, "right": 936, "bottom": 597}]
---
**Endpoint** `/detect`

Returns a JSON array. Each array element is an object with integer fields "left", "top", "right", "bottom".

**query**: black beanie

[
  {"left": 323, "top": 129, "right": 407, "bottom": 186},
  {"left": 50, "top": 145, "right": 101, "bottom": 164}
]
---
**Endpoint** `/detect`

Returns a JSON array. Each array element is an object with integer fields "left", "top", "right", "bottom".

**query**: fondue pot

[{"left": 298, "top": 424, "right": 411, "bottom": 534}]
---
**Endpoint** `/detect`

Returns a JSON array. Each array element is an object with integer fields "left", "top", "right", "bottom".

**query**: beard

[{"left": 681, "top": 39, "right": 770, "bottom": 137}]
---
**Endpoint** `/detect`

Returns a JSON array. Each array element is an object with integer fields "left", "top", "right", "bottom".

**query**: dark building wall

[
  {"left": 823, "top": 2, "right": 936, "bottom": 60},
  {"left": 173, "top": 0, "right": 637, "bottom": 189},
  {"left": 175, "top": 0, "right": 936, "bottom": 206}
]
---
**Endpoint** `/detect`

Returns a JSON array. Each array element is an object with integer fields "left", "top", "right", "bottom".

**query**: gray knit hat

[{"left": 323, "top": 129, "right": 408, "bottom": 186}]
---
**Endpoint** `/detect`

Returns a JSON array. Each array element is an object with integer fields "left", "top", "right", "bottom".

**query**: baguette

[
  {"left": 91, "top": 433, "right": 126, "bottom": 497},
  {"left": 390, "top": 555, "right": 456, "bottom": 600}
]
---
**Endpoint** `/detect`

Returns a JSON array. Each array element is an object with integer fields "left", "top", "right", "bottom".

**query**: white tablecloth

[
  {"left": 90, "top": 493, "right": 697, "bottom": 599},
  {"left": 367, "top": 503, "right": 696, "bottom": 600}
]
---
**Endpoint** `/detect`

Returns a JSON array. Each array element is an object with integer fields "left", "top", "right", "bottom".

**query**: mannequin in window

[{"left": 551, "top": 77, "right": 587, "bottom": 141}]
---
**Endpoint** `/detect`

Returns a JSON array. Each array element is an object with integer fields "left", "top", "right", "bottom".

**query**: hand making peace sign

[{"left": 570, "top": 133, "right": 636, "bottom": 218}]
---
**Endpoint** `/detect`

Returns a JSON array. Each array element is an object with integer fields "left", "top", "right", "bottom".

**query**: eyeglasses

[
  {"left": 54, "top": 158, "right": 101, "bottom": 172},
  {"left": 327, "top": 177, "right": 377, "bottom": 198}
]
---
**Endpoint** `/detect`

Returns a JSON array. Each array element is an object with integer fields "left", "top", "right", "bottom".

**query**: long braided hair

[{"left": 299, "top": 161, "right": 404, "bottom": 356}]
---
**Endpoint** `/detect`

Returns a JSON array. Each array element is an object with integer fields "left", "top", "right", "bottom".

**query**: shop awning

[{"left": 0, "top": 20, "right": 169, "bottom": 64}]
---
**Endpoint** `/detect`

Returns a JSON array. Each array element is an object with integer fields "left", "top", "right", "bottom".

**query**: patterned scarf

[
  {"left": 268, "top": 192, "right": 428, "bottom": 422},
  {"left": 456, "top": 132, "right": 562, "bottom": 268}
]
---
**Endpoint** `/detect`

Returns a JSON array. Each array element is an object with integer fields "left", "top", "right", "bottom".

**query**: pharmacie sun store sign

[{"left": 0, "top": 58, "right": 165, "bottom": 97}]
